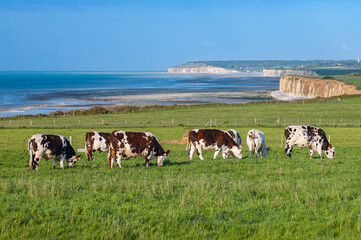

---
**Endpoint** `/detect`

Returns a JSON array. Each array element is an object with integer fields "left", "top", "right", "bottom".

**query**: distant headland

[{"left": 168, "top": 60, "right": 361, "bottom": 76}]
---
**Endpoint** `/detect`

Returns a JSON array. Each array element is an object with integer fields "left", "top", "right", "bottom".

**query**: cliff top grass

[{"left": 308, "top": 74, "right": 361, "bottom": 90}]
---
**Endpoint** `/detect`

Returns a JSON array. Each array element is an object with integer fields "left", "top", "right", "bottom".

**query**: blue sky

[{"left": 1, "top": 0, "right": 360, "bottom": 71}]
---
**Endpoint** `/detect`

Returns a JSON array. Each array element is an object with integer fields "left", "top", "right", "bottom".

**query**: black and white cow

[
  {"left": 85, "top": 131, "right": 110, "bottom": 161},
  {"left": 28, "top": 134, "right": 80, "bottom": 171},
  {"left": 188, "top": 129, "right": 243, "bottom": 160},
  {"left": 108, "top": 130, "right": 170, "bottom": 168},
  {"left": 285, "top": 125, "right": 335, "bottom": 159}
]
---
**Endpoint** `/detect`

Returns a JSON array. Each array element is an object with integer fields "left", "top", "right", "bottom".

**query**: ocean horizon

[{"left": 0, "top": 71, "right": 279, "bottom": 117}]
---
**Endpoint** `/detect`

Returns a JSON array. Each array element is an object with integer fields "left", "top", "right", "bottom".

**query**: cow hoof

[{"left": 60, "top": 168, "right": 64, "bottom": 170}]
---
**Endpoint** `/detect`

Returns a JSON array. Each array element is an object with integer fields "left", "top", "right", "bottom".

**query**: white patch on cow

[
  {"left": 91, "top": 131, "right": 109, "bottom": 152},
  {"left": 193, "top": 129, "right": 199, "bottom": 133},
  {"left": 226, "top": 129, "right": 242, "bottom": 145},
  {"left": 229, "top": 145, "right": 243, "bottom": 159}
]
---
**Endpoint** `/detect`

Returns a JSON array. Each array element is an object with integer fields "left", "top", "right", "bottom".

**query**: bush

[{"left": 322, "top": 76, "right": 335, "bottom": 79}]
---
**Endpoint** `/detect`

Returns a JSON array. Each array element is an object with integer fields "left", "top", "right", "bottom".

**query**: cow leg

[
  {"left": 213, "top": 148, "right": 221, "bottom": 159},
  {"left": 115, "top": 153, "right": 122, "bottom": 168},
  {"left": 285, "top": 144, "right": 293, "bottom": 158},
  {"left": 196, "top": 145, "right": 204, "bottom": 160},
  {"left": 189, "top": 144, "right": 195, "bottom": 160},
  {"left": 144, "top": 157, "right": 150, "bottom": 168},
  {"left": 221, "top": 150, "right": 227, "bottom": 159},
  {"left": 88, "top": 150, "right": 95, "bottom": 162},
  {"left": 109, "top": 157, "right": 114, "bottom": 169},
  {"left": 108, "top": 148, "right": 116, "bottom": 169},
  {"left": 250, "top": 151, "right": 253, "bottom": 158},
  {"left": 317, "top": 147, "right": 323, "bottom": 159},
  {"left": 29, "top": 152, "right": 35, "bottom": 170},
  {"left": 32, "top": 154, "right": 41, "bottom": 171},
  {"left": 53, "top": 159, "right": 57, "bottom": 169},
  {"left": 59, "top": 158, "right": 64, "bottom": 170},
  {"left": 309, "top": 148, "right": 314, "bottom": 159}
]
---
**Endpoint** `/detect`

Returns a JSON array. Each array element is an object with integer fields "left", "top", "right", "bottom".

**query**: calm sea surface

[{"left": 0, "top": 72, "right": 279, "bottom": 116}]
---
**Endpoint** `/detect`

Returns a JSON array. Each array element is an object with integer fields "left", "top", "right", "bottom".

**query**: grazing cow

[
  {"left": 85, "top": 131, "right": 111, "bottom": 161},
  {"left": 246, "top": 129, "right": 271, "bottom": 158},
  {"left": 108, "top": 130, "right": 170, "bottom": 168},
  {"left": 285, "top": 125, "right": 335, "bottom": 159},
  {"left": 28, "top": 134, "right": 80, "bottom": 171},
  {"left": 188, "top": 129, "right": 243, "bottom": 160},
  {"left": 225, "top": 129, "right": 242, "bottom": 145}
]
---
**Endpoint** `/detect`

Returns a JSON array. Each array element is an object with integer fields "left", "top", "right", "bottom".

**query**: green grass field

[
  {"left": 1, "top": 96, "right": 361, "bottom": 129},
  {"left": 1, "top": 99, "right": 361, "bottom": 239}
]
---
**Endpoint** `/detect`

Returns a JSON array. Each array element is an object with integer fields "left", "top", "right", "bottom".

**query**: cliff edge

[{"left": 280, "top": 75, "right": 361, "bottom": 98}]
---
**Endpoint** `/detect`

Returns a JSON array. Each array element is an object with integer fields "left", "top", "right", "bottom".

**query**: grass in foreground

[{"left": 1, "top": 127, "right": 361, "bottom": 239}]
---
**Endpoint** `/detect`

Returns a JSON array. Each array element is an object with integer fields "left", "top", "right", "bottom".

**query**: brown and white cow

[
  {"left": 108, "top": 130, "right": 170, "bottom": 168},
  {"left": 28, "top": 134, "right": 80, "bottom": 171},
  {"left": 85, "top": 131, "right": 111, "bottom": 161},
  {"left": 285, "top": 125, "right": 335, "bottom": 159},
  {"left": 246, "top": 129, "right": 271, "bottom": 158},
  {"left": 188, "top": 129, "right": 243, "bottom": 160}
]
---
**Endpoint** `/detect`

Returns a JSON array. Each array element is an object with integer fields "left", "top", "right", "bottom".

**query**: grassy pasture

[
  {"left": 1, "top": 125, "right": 361, "bottom": 239},
  {"left": 1, "top": 96, "right": 361, "bottom": 239}
]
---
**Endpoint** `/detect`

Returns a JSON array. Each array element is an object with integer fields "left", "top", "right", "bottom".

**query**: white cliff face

[
  {"left": 280, "top": 76, "right": 361, "bottom": 98},
  {"left": 168, "top": 65, "right": 239, "bottom": 73},
  {"left": 263, "top": 69, "right": 317, "bottom": 77}
]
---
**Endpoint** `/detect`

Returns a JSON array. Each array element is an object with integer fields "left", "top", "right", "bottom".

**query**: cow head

[
  {"left": 262, "top": 146, "right": 271, "bottom": 157},
  {"left": 67, "top": 155, "right": 81, "bottom": 167},
  {"left": 156, "top": 150, "right": 170, "bottom": 166},
  {"left": 324, "top": 144, "right": 335, "bottom": 159},
  {"left": 229, "top": 146, "right": 243, "bottom": 159}
]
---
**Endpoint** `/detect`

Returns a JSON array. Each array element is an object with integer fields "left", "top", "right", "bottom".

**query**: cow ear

[
  {"left": 328, "top": 144, "right": 332, "bottom": 148},
  {"left": 239, "top": 145, "right": 243, "bottom": 149},
  {"left": 76, "top": 154, "right": 81, "bottom": 159},
  {"left": 267, "top": 147, "right": 271, "bottom": 151},
  {"left": 166, "top": 150, "right": 170, "bottom": 156}
]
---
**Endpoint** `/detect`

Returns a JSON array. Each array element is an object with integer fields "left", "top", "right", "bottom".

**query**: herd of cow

[{"left": 27, "top": 125, "right": 335, "bottom": 171}]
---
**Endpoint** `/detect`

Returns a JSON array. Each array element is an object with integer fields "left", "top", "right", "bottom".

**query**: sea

[{"left": 0, "top": 72, "right": 280, "bottom": 117}]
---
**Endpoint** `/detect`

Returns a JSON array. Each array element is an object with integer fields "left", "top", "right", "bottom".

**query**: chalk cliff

[
  {"left": 168, "top": 64, "right": 239, "bottom": 73},
  {"left": 263, "top": 69, "right": 317, "bottom": 77},
  {"left": 280, "top": 75, "right": 361, "bottom": 98}
]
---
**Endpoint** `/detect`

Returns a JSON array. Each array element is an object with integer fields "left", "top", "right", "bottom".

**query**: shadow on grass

[{"left": 133, "top": 160, "right": 191, "bottom": 168}]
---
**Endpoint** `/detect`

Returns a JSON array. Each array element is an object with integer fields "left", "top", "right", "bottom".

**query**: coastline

[
  {"left": 0, "top": 90, "right": 275, "bottom": 117},
  {"left": 0, "top": 72, "right": 279, "bottom": 117}
]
